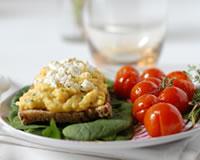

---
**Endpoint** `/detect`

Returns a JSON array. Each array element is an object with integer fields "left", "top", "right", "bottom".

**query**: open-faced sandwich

[
  {"left": 16, "top": 58, "right": 112, "bottom": 124},
  {"left": 7, "top": 59, "right": 200, "bottom": 141}
]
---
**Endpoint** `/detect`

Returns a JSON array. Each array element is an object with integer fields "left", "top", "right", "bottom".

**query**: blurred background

[{"left": 0, "top": 0, "right": 199, "bottom": 83}]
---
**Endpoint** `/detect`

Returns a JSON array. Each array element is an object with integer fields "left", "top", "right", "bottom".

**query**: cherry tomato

[
  {"left": 140, "top": 68, "right": 165, "bottom": 80},
  {"left": 144, "top": 103, "right": 184, "bottom": 137},
  {"left": 114, "top": 66, "right": 139, "bottom": 99},
  {"left": 132, "top": 94, "right": 159, "bottom": 123},
  {"left": 167, "top": 71, "right": 191, "bottom": 82},
  {"left": 173, "top": 79, "right": 196, "bottom": 100},
  {"left": 116, "top": 65, "right": 139, "bottom": 78},
  {"left": 130, "top": 81, "right": 159, "bottom": 102},
  {"left": 145, "top": 77, "right": 162, "bottom": 87},
  {"left": 159, "top": 86, "right": 189, "bottom": 113}
]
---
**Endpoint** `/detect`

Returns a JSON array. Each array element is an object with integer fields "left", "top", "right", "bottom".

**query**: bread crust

[{"left": 19, "top": 100, "right": 112, "bottom": 125}]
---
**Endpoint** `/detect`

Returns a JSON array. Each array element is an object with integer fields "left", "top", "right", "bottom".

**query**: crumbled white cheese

[
  {"left": 67, "top": 65, "right": 81, "bottom": 76},
  {"left": 81, "top": 79, "right": 95, "bottom": 91},
  {"left": 34, "top": 58, "right": 97, "bottom": 89}
]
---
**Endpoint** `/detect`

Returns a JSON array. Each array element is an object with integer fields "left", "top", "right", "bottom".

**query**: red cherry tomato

[
  {"left": 132, "top": 94, "right": 159, "bottom": 123},
  {"left": 141, "top": 68, "right": 165, "bottom": 80},
  {"left": 145, "top": 77, "right": 162, "bottom": 87},
  {"left": 144, "top": 103, "right": 184, "bottom": 137},
  {"left": 130, "top": 81, "right": 159, "bottom": 102},
  {"left": 167, "top": 71, "right": 191, "bottom": 82},
  {"left": 159, "top": 86, "right": 189, "bottom": 113},
  {"left": 173, "top": 79, "right": 196, "bottom": 100},
  {"left": 116, "top": 65, "right": 139, "bottom": 78},
  {"left": 114, "top": 66, "right": 139, "bottom": 99}
]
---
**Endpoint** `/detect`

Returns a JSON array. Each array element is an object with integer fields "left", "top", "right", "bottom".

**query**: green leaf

[
  {"left": 101, "top": 127, "right": 133, "bottom": 141},
  {"left": 25, "top": 128, "right": 43, "bottom": 136},
  {"left": 63, "top": 119, "right": 131, "bottom": 141},
  {"left": 8, "top": 86, "right": 31, "bottom": 122},
  {"left": 10, "top": 86, "right": 31, "bottom": 107},
  {"left": 9, "top": 116, "right": 47, "bottom": 130},
  {"left": 42, "top": 119, "right": 61, "bottom": 139},
  {"left": 106, "top": 79, "right": 114, "bottom": 89},
  {"left": 115, "top": 127, "right": 134, "bottom": 140},
  {"left": 111, "top": 97, "right": 126, "bottom": 106},
  {"left": 63, "top": 102, "right": 133, "bottom": 141},
  {"left": 101, "top": 134, "right": 117, "bottom": 141},
  {"left": 8, "top": 104, "right": 18, "bottom": 122}
]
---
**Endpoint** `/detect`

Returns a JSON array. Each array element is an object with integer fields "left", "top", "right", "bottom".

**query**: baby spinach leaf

[
  {"left": 42, "top": 119, "right": 61, "bottom": 139},
  {"left": 63, "top": 119, "right": 130, "bottom": 141},
  {"left": 8, "top": 104, "right": 18, "bottom": 122},
  {"left": 111, "top": 98, "right": 127, "bottom": 107},
  {"left": 63, "top": 102, "right": 133, "bottom": 141},
  {"left": 101, "top": 127, "right": 133, "bottom": 141},
  {"left": 9, "top": 116, "right": 47, "bottom": 130},
  {"left": 8, "top": 86, "right": 31, "bottom": 122},
  {"left": 25, "top": 128, "right": 43, "bottom": 136},
  {"left": 115, "top": 127, "right": 134, "bottom": 140},
  {"left": 10, "top": 86, "right": 30, "bottom": 107},
  {"left": 106, "top": 79, "right": 114, "bottom": 89}
]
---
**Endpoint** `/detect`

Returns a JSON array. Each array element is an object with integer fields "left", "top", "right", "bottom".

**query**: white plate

[
  {"left": 0, "top": 93, "right": 199, "bottom": 151},
  {"left": 0, "top": 65, "right": 200, "bottom": 152}
]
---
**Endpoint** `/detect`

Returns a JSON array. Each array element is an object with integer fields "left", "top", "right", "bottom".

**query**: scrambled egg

[{"left": 17, "top": 58, "right": 108, "bottom": 112}]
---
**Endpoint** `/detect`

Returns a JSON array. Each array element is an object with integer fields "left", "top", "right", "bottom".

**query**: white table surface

[{"left": 0, "top": 0, "right": 200, "bottom": 160}]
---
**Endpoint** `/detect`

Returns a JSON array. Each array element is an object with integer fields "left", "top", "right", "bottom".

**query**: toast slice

[{"left": 19, "top": 99, "right": 112, "bottom": 125}]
